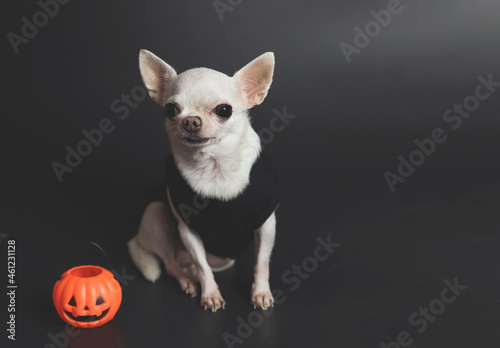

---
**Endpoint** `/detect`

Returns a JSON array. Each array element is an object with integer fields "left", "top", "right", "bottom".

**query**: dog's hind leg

[{"left": 128, "top": 201, "right": 198, "bottom": 297}]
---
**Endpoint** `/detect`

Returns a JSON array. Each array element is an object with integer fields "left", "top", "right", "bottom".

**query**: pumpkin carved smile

[{"left": 64, "top": 308, "right": 110, "bottom": 322}]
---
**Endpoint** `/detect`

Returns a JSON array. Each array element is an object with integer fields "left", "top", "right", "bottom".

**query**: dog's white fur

[{"left": 128, "top": 50, "right": 277, "bottom": 311}]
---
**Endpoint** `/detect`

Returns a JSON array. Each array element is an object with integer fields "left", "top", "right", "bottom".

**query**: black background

[{"left": 2, "top": 0, "right": 500, "bottom": 347}]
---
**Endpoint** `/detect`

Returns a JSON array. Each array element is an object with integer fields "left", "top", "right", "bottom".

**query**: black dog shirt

[{"left": 156, "top": 153, "right": 280, "bottom": 259}]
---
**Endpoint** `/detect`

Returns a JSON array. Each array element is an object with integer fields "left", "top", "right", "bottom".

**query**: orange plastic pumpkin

[{"left": 53, "top": 265, "right": 122, "bottom": 328}]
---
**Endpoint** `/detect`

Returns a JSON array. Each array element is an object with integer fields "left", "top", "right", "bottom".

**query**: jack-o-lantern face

[{"left": 53, "top": 265, "right": 122, "bottom": 328}]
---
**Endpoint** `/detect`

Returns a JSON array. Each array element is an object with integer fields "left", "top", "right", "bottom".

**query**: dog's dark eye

[
  {"left": 215, "top": 104, "right": 232, "bottom": 118},
  {"left": 165, "top": 103, "right": 179, "bottom": 118}
]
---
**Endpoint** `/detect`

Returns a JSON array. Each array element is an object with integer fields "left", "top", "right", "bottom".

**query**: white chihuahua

[{"left": 128, "top": 50, "right": 280, "bottom": 312}]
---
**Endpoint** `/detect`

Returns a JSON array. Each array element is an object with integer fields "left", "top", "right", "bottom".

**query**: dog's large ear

[
  {"left": 139, "top": 49, "right": 177, "bottom": 106},
  {"left": 234, "top": 52, "right": 275, "bottom": 108}
]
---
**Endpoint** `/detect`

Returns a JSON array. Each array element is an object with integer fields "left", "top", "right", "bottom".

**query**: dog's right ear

[{"left": 139, "top": 49, "right": 177, "bottom": 106}]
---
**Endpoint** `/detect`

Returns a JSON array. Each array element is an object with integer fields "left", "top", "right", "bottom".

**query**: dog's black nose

[{"left": 183, "top": 116, "right": 202, "bottom": 133}]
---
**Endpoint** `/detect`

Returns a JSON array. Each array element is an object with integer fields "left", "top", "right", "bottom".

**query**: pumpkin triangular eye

[
  {"left": 68, "top": 296, "right": 76, "bottom": 306},
  {"left": 96, "top": 295, "right": 105, "bottom": 305}
]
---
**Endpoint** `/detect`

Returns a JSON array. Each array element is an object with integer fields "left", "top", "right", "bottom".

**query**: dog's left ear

[{"left": 234, "top": 52, "right": 275, "bottom": 108}]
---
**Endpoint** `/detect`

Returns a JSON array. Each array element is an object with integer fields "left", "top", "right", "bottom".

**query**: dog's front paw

[
  {"left": 251, "top": 283, "right": 274, "bottom": 310},
  {"left": 201, "top": 288, "right": 226, "bottom": 312}
]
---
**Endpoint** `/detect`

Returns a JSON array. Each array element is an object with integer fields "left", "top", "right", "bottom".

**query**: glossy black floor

[{"left": 2, "top": 0, "right": 500, "bottom": 347}]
